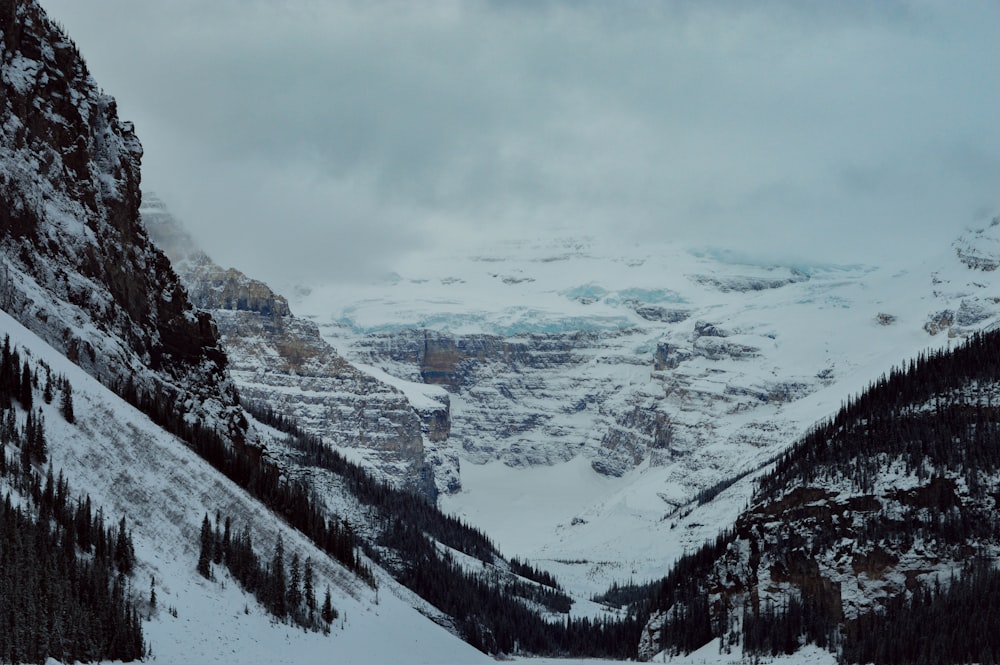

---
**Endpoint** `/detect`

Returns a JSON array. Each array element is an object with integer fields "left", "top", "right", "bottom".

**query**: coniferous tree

[
  {"left": 40, "top": 464, "right": 55, "bottom": 522},
  {"left": 0, "top": 408, "right": 14, "bottom": 444},
  {"left": 322, "top": 586, "right": 336, "bottom": 624},
  {"left": 0, "top": 335, "right": 11, "bottom": 409},
  {"left": 271, "top": 534, "right": 287, "bottom": 618},
  {"left": 32, "top": 408, "right": 47, "bottom": 464},
  {"left": 43, "top": 368, "right": 53, "bottom": 403},
  {"left": 197, "top": 514, "right": 213, "bottom": 579},
  {"left": 288, "top": 552, "right": 302, "bottom": 620},
  {"left": 115, "top": 516, "right": 136, "bottom": 574},
  {"left": 213, "top": 518, "right": 224, "bottom": 565},
  {"left": 304, "top": 557, "right": 316, "bottom": 618},
  {"left": 20, "top": 359, "right": 32, "bottom": 410},
  {"left": 60, "top": 379, "right": 74, "bottom": 424},
  {"left": 21, "top": 408, "right": 34, "bottom": 468},
  {"left": 76, "top": 496, "right": 92, "bottom": 552},
  {"left": 222, "top": 515, "right": 232, "bottom": 564}
]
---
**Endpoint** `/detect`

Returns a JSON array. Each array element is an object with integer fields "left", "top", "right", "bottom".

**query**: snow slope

[
  {"left": 292, "top": 225, "right": 1000, "bottom": 598},
  {"left": 0, "top": 308, "right": 491, "bottom": 665}
]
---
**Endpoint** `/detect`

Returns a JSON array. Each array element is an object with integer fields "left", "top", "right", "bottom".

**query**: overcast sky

[{"left": 41, "top": 0, "right": 1000, "bottom": 286}]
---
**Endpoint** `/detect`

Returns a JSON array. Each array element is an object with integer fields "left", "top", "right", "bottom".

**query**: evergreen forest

[
  {"left": 643, "top": 329, "right": 1000, "bottom": 663},
  {"left": 0, "top": 337, "right": 144, "bottom": 663}
]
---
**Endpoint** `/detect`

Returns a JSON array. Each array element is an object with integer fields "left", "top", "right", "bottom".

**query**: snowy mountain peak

[{"left": 955, "top": 216, "right": 1000, "bottom": 272}]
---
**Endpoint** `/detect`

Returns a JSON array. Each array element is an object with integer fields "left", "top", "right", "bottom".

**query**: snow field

[
  {"left": 0, "top": 309, "right": 491, "bottom": 664},
  {"left": 294, "top": 231, "right": 1000, "bottom": 605}
]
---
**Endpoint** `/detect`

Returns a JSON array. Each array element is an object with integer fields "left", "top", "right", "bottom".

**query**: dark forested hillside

[{"left": 639, "top": 329, "right": 1000, "bottom": 663}]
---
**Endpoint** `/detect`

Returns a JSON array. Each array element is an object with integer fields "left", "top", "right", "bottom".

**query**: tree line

[
  {"left": 111, "top": 376, "right": 374, "bottom": 587},
  {"left": 196, "top": 512, "right": 338, "bottom": 633},
  {"left": 251, "top": 400, "right": 645, "bottom": 658}
]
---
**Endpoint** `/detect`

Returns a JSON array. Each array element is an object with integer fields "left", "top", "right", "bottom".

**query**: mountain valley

[
  {"left": 289, "top": 224, "right": 1000, "bottom": 592},
  {"left": 3, "top": 0, "right": 1000, "bottom": 662}
]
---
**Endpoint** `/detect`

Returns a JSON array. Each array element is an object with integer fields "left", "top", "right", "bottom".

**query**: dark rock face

[
  {"left": 0, "top": 1, "right": 239, "bottom": 435},
  {"left": 356, "top": 329, "right": 593, "bottom": 391},
  {"left": 693, "top": 320, "right": 728, "bottom": 338},
  {"left": 633, "top": 305, "right": 689, "bottom": 324},
  {"left": 691, "top": 269, "right": 808, "bottom": 292},
  {"left": 417, "top": 399, "right": 451, "bottom": 442},
  {"left": 595, "top": 406, "right": 674, "bottom": 476},
  {"left": 653, "top": 342, "right": 691, "bottom": 370},
  {"left": 360, "top": 331, "right": 528, "bottom": 390},
  {"left": 212, "top": 304, "right": 442, "bottom": 499},
  {"left": 185, "top": 265, "right": 292, "bottom": 318}
]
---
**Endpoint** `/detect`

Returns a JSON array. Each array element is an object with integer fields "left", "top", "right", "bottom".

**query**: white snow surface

[
  {"left": 648, "top": 640, "right": 837, "bottom": 664},
  {"left": 0, "top": 308, "right": 491, "bottom": 665},
  {"left": 351, "top": 360, "right": 450, "bottom": 411},
  {"left": 291, "top": 228, "right": 1000, "bottom": 599}
]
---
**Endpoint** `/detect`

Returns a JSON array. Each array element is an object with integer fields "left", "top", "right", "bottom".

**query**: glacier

[{"left": 288, "top": 226, "right": 1000, "bottom": 597}]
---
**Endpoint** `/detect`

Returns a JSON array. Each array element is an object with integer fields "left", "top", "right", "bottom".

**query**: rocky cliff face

[
  {"left": 141, "top": 195, "right": 451, "bottom": 497},
  {"left": 337, "top": 314, "right": 800, "bottom": 480},
  {"left": 0, "top": 1, "right": 242, "bottom": 441},
  {"left": 301, "top": 229, "right": 1000, "bottom": 511},
  {"left": 955, "top": 216, "right": 1000, "bottom": 272}
]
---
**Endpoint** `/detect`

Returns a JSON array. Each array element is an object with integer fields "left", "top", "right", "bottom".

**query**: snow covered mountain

[
  {"left": 0, "top": 3, "right": 518, "bottom": 662},
  {"left": 0, "top": 307, "right": 490, "bottom": 664},
  {"left": 0, "top": 4, "right": 658, "bottom": 661},
  {"left": 291, "top": 222, "right": 1000, "bottom": 594},
  {"left": 140, "top": 193, "right": 455, "bottom": 499},
  {"left": 638, "top": 328, "right": 1000, "bottom": 662},
  {"left": 0, "top": 0, "right": 242, "bottom": 446},
  {"left": 6, "top": 0, "right": 1000, "bottom": 661}
]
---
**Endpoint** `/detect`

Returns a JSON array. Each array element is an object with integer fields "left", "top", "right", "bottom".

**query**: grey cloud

[{"left": 40, "top": 0, "right": 1000, "bottom": 284}]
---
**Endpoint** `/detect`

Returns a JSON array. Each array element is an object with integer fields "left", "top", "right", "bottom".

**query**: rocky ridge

[
  {"left": 638, "top": 331, "right": 1000, "bottom": 660},
  {"left": 140, "top": 194, "right": 453, "bottom": 497},
  {"left": 0, "top": 0, "right": 243, "bottom": 441}
]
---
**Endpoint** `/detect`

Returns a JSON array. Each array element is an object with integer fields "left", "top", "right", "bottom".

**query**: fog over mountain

[{"left": 42, "top": 0, "right": 1000, "bottom": 287}]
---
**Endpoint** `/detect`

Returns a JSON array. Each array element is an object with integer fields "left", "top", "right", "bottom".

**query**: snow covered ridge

[
  {"left": 298, "top": 227, "right": 1000, "bottom": 481},
  {"left": 1, "top": 2, "right": 244, "bottom": 443},
  {"left": 3, "top": 9, "right": 642, "bottom": 661},
  {"left": 639, "top": 329, "right": 1000, "bottom": 662},
  {"left": 141, "top": 194, "right": 456, "bottom": 498},
  {"left": 0, "top": 308, "right": 492, "bottom": 664},
  {"left": 954, "top": 216, "right": 1000, "bottom": 272}
]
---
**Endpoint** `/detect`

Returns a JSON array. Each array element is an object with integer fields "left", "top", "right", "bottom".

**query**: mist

[{"left": 41, "top": 0, "right": 1000, "bottom": 286}]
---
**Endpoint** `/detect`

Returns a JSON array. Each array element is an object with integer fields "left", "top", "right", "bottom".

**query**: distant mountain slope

[
  {"left": 140, "top": 193, "right": 455, "bottom": 498},
  {"left": 639, "top": 328, "right": 1000, "bottom": 662},
  {"left": 0, "top": 307, "right": 491, "bottom": 664},
  {"left": 0, "top": 3, "right": 489, "bottom": 660},
  {"left": 0, "top": 6, "right": 646, "bottom": 660},
  {"left": 295, "top": 222, "right": 1000, "bottom": 594}
]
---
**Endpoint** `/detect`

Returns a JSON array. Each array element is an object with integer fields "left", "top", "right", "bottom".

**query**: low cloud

[{"left": 42, "top": 0, "right": 1000, "bottom": 285}]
